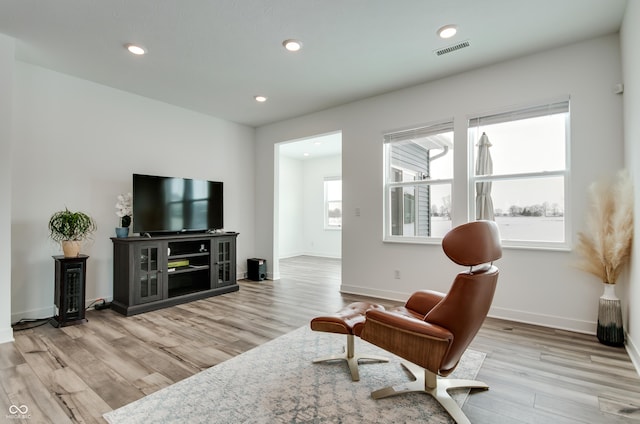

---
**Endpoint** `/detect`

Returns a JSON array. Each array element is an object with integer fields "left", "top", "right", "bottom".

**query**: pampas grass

[{"left": 576, "top": 169, "right": 634, "bottom": 284}]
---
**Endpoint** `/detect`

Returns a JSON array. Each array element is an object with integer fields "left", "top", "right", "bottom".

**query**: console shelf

[{"left": 111, "top": 232, "right": 238, "bottom": 316}]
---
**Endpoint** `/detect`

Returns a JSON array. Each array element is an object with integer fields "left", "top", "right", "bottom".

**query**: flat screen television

[{"left": 132, "top": 173, "right": 223, "bottom": 235}]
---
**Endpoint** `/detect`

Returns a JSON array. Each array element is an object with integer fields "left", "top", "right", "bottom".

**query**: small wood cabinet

[
  {"left": 52, "top": 255, "right": 89, "bottom": 327},
  {"left": 111, "top": 233, "right": 238, "bottom": 316}
]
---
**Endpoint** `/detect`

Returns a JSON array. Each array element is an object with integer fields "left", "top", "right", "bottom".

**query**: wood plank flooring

[{"left": 2, "top": 255, "right": 640, "bottom": 423}]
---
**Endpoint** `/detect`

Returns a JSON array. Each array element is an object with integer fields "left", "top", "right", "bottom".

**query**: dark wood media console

[{"left": 111, "top": 232, "right": 238, "bottom": 316}]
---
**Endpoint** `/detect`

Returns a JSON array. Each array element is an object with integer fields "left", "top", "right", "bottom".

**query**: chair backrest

[
  {"left": 441, "top": 220, "right": 502, "bottom": 267},
  {"left": 425, "top": 220, "right": 502, "bottom": 374}
]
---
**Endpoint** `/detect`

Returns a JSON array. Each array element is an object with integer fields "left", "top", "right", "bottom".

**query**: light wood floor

[{"left": 2, "top": 255, "right": 640, "bottom": 423}]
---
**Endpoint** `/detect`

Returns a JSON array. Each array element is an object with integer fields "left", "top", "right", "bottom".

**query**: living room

[
  {"left": 261, "top": 3, "right": 639, "bottom": 366},
  {"left": 1, "top": 0, "right": 640, "bottom": 422}
]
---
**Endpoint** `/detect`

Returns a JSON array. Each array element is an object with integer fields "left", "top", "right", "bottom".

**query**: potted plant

[
  {"left": 115, "top": 192, "right": 132, "bottom": 237},
  {"left": 575, "top": 169, "right": 633, "bottom": 346},
  {"left": 48, "top": 208, "right": 97, "bottom": 257}
]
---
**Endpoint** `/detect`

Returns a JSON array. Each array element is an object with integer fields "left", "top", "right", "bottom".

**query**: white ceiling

[
  {"left": 279, "top": 132, "right": 342, "bottom": 160},
  {"left": 0, "top": 0, "right": 627, "bottom": 128}
]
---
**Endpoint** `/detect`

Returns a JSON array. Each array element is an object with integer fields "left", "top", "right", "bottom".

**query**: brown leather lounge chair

[{"left": 358, "top": 220, "right": 502, "bottom": 424}]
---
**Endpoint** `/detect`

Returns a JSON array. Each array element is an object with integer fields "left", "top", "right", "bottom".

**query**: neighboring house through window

[{"left": 384, "top": 121, "right": 454, "bottom": 241}]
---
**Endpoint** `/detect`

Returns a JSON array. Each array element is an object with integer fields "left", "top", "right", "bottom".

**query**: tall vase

[{"left": 597, "top": 283, "right": 624, "bottom": 347}]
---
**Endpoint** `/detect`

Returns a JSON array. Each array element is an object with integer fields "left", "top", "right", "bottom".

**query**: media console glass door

[
  {"left": 215, "top": 237, "right": 236, "bottom": 288},
  {"left": 134, "top": 242, "right": 165, "bottom": 304}
]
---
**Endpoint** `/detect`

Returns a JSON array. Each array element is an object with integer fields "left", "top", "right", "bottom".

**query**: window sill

[
  {"left": 383, "top": 237, "right": 442, "bottom": 245},
  {"left": 383, "top": 237, "right": 571, "bottom": 251},
  {"left": 500, "top": 242, "right": 571, "bottom": 252}
]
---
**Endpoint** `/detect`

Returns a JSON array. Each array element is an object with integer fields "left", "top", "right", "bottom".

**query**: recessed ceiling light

[
  {"left": 303, "top": 153, "right": 310, "bottom": 157},
  {"left": 282, "top": 39, "right": 303, "bottom": 52},
  {"left": 437, "top": 25, "right": 457, "bottom": 39},
  {"left": 125, "top": 43, "right": 146, "bottom": 55},
  {"left": 254, "top": 95, "right": 268, "bottom": 102}
]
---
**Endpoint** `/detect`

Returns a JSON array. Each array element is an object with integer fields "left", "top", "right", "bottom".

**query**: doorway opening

[{"left": 274, "top": 131, "right": 342, "bottom": 280}]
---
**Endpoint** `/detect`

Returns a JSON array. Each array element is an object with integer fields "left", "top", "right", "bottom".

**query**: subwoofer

[{"left": 247, "top": 258, "right": 266, "bottom": 281}]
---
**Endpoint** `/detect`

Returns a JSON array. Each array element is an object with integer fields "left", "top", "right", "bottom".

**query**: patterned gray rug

[{"left": 104, "top": 326, "right": 485, "bottom": 423}]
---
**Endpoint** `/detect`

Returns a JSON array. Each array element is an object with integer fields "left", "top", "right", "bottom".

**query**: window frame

[
  {"left": 467, "top": 98, "right": 571, "bottom": 249},
  {"left": 383, "top": 120, "right": 454, "bottom": 244},
  {"left": 324, "top": 177, "right": 342, "bottom": 230}
]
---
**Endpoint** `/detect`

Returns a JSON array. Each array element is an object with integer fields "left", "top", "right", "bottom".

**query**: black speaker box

[{"left": 247, "top": 258, "right": 266, "bottom": 281}]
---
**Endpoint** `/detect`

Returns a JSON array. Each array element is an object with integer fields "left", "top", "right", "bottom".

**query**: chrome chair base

[
  {"left": 313, "top": 334, "right": 388, "bottom": 381},
  {"left": 371, "top": 361, "right": 488, "bottom": 424}
]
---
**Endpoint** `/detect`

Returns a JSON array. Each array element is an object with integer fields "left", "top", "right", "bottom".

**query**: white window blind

[
  {"left": 384, "top": 121, "right": 454, "bottom": 144},
  {"left": 469, "top": 100, "right": 569, "bottom": 128}
]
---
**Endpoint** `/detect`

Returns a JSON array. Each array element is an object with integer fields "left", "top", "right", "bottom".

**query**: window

[
  {"left": 324, "top": 177, "right": 342, "bottom": 229},
  {"left": 468, "top": 99, "right": 570, "bottom": 247},
  {"left": 384, "top": 121, "right": 454, "bottom": 241}
]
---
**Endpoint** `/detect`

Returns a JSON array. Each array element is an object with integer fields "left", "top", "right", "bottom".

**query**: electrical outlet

[{"left": 394, "top": 270, "right": 400, "bottom": 279}]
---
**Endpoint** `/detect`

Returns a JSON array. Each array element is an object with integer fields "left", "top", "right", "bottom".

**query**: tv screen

[{"left": 132, "top": 173, "right": 223, "bottom": 235}]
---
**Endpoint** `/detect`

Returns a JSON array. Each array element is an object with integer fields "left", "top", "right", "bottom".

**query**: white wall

[
  {"left": 278, "top": 155, "right": 305, "bottom": 258},
  {"left": 278, "top": 154, "right": 341, "bottom": 259},
  {"left": 10, "top": 62, "right": 256, "bottom": 322},
  {"left": 621, "top": 0, "right": 640, "bottom": 371},
  {"left": 302, "top": 155, "right": 341, "bottom": 258},
  {"left": 256, "top": 34, "right": 624, "bottom": 334},
  {"left": 0, "top": 34, "right": 14, "bottom": 344}
]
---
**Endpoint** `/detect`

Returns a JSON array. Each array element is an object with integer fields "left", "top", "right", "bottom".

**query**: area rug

[{"left": 104, "top": 326, "right": 485, "bottom": 424}]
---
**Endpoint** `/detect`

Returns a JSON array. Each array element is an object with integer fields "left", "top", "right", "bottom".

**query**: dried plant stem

[{"left": 575, "top": 170, "right": 633, "bottom": 284}]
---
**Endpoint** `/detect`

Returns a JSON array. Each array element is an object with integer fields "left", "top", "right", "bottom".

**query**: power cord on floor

[
  {"left": 86, "top": 298, "right": 104, "bottom": 310},
  {"left": 12, "top": 299, "right": 111, "bottom": 332},
  {"left": 86, "top": 298, "right": 111, "bottom": 310},
  {"left": 11, "top": 317, "right": 53, "bottom": 331}
]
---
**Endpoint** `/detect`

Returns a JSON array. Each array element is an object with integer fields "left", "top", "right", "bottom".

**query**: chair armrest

[
  {"left": 405, "top": 290, "right": 446, "bottom": 316},
  {"left": 365, "top": 309, "right": 453, "bottom": 341},
  {"left": 360, "top": 309, "right": 453, "bottom": 372}
]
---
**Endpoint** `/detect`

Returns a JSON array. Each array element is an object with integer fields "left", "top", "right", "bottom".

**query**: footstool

[{"left": 310, "top": 302, "right": 388, "bottom": 381}]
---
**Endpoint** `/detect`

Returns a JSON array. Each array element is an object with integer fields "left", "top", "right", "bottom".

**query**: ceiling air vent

[{"left": 435, "top": 40, "right": 470, "bottom": 56}]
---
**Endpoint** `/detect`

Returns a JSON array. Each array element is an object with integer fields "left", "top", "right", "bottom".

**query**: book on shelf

[{"left": 167, "top": 259, "right": 189, "bottom": 268}]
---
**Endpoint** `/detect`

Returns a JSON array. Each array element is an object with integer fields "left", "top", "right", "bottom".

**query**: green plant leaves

[{"left": 48, "top": 208, "right": 97, "bottom": 242}]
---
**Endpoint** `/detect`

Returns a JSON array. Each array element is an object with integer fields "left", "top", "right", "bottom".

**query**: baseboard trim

[
  {"left": 11, "top": 305, "right": 55, "bottom": 325},
  {"left": 340, "top": 284, "right": 410, "bottom": 303},
  {"left": 11, "top": 296, "right": 117, "bottom": 324},
  {"left": 626, "top": 333, "right": 640, "bottom": 377},
  {"left": 279, "top": 253, "right": 342, "bottom": 260},
  {"left": 488, "top": 306, "right": 596, "bottom": 335},
  {"left": 0, "top": 327, "right": 14, "bottom": 344},
  {"left": 340, "top": 284, "right": 597, "bottom": 334},
  {"left": 278, "top": 252, "right": 305, "bottom": 260},
  {"left": 301, "top": 252, "right": 341, "bottom": 259}
]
